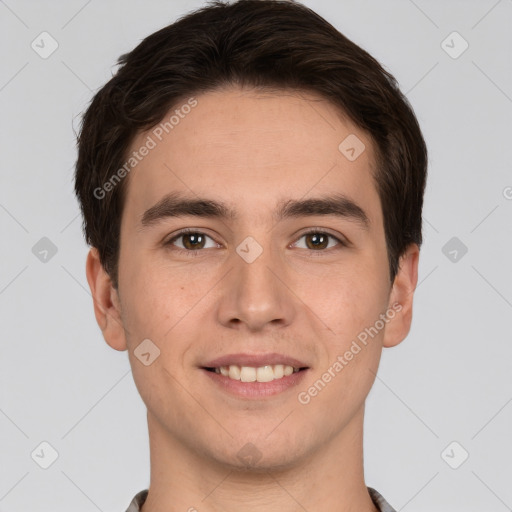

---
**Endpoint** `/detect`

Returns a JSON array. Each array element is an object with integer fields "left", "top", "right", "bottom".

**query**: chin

[
  {"left": 222, "top": 452, "right": 305, "bottom": 474},
  {"left": 209, "top": 434, "right": 310, "bottom": 474}
]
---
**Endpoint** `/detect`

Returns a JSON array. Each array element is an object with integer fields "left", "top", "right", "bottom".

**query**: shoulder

[
  {"left": 367, "top": 486, "right": 397, "bottom": 512},
  {"left": 124, "top": 489, "right": 149, "bottom": 512}
]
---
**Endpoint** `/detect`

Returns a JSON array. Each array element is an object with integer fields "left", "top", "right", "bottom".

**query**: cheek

[
  {"left": 309, "top": 259, "right": 388, "bottom": 334},
  {"left": 121, "top": 270, "right": 197, "bottom": 418},
  {"left": 307, "top": 258, "right": 390, "bottom": 398},
  {"left": 119, "top": 249, "right": 193, "bottom": 335},
  {"left": 300, "top": 283, "right": 387, "bottom": 414},
  {"left": 119, "top": 259, "right": 214, "bottom": 384},
  {"left": 296, "top": 339, "right": 381, "bottom": 430},
  {"left": 121, "top": 279, "right": 170, "bottom": 340}
]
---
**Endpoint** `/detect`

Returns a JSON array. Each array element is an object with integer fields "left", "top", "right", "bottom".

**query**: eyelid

[
  {"left": 164, "top": 227, "right": 220, "bottom": 247},
  {"left": 291, "top": 227, "right": 348, "bottom": 249},
  {"left": 164, "top": 227, "right": 349, "bottom": 252}
]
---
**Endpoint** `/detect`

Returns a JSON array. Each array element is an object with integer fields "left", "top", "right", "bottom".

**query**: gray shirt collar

[{"left": 125, "top": 486, "right": 396, "bottom": 511}]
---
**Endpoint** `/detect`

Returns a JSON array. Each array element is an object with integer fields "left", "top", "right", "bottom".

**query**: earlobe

[
  {"left": 85, "top": 248, "right": 127, "bottom": 351},
  {"left": 382, "top": 243, "right": 420, "bottom": 348}
]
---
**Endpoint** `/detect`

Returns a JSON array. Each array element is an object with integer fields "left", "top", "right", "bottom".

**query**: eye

[
  {"left": 292, "top": 229, "right": 346, "bottom": 253},
  {"left": 165, "top": 229, "right": 219, "bottom": 254},
  {"left": 164, "top": 228, "right": 347, "bottom": 256}
]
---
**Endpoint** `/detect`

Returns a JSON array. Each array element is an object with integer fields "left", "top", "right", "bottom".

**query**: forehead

[{"left": 122, "top": 86, "right": 382, "bottom": 228}]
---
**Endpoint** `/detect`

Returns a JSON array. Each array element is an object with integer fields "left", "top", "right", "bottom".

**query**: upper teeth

[{"left": 214, "top": 365, "right": 300, "bottom": 382}]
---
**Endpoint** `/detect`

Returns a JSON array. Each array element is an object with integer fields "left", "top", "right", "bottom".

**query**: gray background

[{"left": 1, "top": 0, "right": 511, "bottom": 511}]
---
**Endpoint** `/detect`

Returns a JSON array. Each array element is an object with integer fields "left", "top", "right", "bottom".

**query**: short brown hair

[{"left": 74, "top": 0, "right": 427, "bottom": 289}]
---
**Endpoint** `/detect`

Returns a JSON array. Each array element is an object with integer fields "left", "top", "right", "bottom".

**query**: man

[{"left": 74, "top": 1, "right": 427, "bottom": 510}]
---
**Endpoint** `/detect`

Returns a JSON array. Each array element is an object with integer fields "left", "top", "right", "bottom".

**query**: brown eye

[
  {"left": 166, "top": 230, "right": 218, "bottom": 253},
  {"left": 180, "top": 232, "right": 206, "bottom": 250},
  {"left": 304, "top": 232, "right": 329, "bottom": 250},
  {"left": 293, "top": 230, "right": 345, "bottom": 252}
]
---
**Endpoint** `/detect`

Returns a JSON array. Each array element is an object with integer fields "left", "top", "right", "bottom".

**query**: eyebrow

[{"left": 139, "top": 191, "right": 370, "bottom": 231}]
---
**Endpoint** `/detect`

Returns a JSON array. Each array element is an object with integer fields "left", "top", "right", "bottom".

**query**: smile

[
  {"left": 201, "top": 353, "right": 309, "bottom": 398},
  {"left": 207, "top": 364, "right": 301, "bottom": 382}
]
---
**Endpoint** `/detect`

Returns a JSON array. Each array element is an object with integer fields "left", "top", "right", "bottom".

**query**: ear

[
  {"left": 85, "top": 247, "right": 127, "bottom": 351},
  {"left": 382, "top": 243, "right": 420, "bottom": 348}
]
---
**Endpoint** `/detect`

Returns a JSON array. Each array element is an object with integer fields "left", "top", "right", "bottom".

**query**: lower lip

[{"left": 202, "top": 368, "right": 309, "bottom": 399}]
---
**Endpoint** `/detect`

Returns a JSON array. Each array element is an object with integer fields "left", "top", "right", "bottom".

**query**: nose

[{"left": 216, "top": 239, "right": 297, "bottom": 333}]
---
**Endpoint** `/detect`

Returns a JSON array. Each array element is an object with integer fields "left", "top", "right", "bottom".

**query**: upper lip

[{"left": 202, "top": 353, "right": 309, "bottom": 369}]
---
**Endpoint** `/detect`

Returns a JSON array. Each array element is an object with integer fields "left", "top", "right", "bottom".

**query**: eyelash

[{"left": 164, "top": 227, "right": 347, "bottom": 258}]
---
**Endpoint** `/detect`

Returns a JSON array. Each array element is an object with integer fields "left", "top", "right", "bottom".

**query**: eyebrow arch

[{"left": 139, "top": 191, "right": 370, "bottom": 231}]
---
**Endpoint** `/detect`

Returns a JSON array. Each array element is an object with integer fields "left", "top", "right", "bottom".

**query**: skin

[{"left": 86, "top": 86, "right": 419, "bottom": 512}]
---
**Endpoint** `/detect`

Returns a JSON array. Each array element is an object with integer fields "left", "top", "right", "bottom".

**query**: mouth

[
  {"left": 203, "top": 364, "right": 307, "bottom": 383},
  {"left": 200, "top": 353, "right": 310, "bottom": 398}
]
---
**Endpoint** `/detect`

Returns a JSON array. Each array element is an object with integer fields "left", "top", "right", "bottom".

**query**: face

[{"left": 88, "top": 86, "right": 418, "bottom": 471}]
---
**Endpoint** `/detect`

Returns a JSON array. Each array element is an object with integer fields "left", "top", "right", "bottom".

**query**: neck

[{"left": 140, "top": 405, "right": 378, "bottom": 512}]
